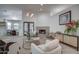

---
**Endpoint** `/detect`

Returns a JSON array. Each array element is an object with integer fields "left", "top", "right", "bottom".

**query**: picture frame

[{"left": 59, "top": 11, "right": 71, "bottom": 25}]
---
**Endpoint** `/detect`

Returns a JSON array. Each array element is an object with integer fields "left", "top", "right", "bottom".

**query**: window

[
  {"left": 13, "top": 23, "right": 19, "bottom": 30},
  {"left": 7, "top": 22, "right": 11, "bottom": 30},
  {"left": 7, "top": 22, "right": 19, "bottom": 30}
]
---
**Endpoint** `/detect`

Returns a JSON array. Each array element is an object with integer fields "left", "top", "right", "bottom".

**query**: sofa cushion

[
  {"left": 46, "top": 40, "right": 51, "bottom": 43},
  {"left": 38, "top": 39, "right": 59, "bottom": 52},
  {"left": 45, "top": 39, "right": 59, "bottom": 51},
  {"left": 38, "top": 44, "right": 46, "bottom": 51}
]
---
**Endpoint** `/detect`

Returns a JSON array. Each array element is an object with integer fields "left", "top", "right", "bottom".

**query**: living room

[{"left": 0, "top": 4, "right": 79, "bottom": 54}]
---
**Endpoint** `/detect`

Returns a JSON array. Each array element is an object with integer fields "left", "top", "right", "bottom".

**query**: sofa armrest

[
  {"left": 31, "top": 43, "right": 44, "bottom": 54},
  {"left": 8, "top": 43, "right": 19, "bottom": 54},
  {"left": 46, "top": 44, "right": 62, "bottom": 54}
]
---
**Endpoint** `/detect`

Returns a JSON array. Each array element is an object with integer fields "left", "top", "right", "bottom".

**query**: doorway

[{"left": 23, "top": 22, "right": 34, "bottom": 39}]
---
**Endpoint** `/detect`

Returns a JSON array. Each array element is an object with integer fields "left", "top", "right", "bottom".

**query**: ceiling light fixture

[
  {"left": 26, "top": 12, "right": 34, "bottom": 18},
  {"left": 30, "top": 13, "right": 34, "bottom": 17}
]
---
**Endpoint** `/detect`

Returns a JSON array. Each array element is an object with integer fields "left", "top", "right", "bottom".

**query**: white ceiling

[{"left": 0, "top": 4, "right": 75, "bottom": 20}]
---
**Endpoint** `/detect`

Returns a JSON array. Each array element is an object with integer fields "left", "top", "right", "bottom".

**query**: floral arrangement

[{"left": 64, "top": 20, "right": 79, "bottom": 34}]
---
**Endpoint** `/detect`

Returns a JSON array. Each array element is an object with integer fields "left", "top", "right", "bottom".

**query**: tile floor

[
  {"left": 14, "top": 43, "right": 79, "bottom": 54},
  {"left": 60, "top": 43, "right": 79, "bottom": 54},
  {"left": 3, "top": 36, "right": 78, "bottom": 54}
]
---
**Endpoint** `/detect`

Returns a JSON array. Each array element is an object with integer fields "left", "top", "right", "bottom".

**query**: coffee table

[{"left": 23, "top": 37, "right": 40, "bottom": 49}]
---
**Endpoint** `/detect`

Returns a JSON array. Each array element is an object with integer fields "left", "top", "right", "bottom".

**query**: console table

[{"left": 55, "top": 33, "right": 79, "bottom": 51}]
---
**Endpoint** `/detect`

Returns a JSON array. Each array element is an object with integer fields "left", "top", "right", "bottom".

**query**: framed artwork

[{"left": 59, "top": 11, "right": 71, "bottom": 25}]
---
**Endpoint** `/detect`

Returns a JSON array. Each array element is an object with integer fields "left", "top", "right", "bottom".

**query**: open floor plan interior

[{"left": 0, "top": 4, "right": 79, "bottom": 54}]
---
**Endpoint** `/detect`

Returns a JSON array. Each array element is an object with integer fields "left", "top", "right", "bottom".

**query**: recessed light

[{"left": 30, "top": 13, "right": 34, "bottom": 17}]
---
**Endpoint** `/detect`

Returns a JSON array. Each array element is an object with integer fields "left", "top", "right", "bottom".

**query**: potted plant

[{"left": 64, "top": 20, "right": 79, "bottom": 35}]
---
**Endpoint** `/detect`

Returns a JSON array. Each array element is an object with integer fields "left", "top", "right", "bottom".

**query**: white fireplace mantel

[{"left": 36, "top": 26, "right": 49, "bottom": 36}]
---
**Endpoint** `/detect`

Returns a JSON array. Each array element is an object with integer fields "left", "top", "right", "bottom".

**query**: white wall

[
  {"left": 35, "top": 5, "right": 79, "bottom": 33},
  {"left": 22, "top": 9, "right": 53, "bottom": 31},
  {"left": 35, "top": 14, "right": 51, "bottom": 31},
  {"left": 23, "top": 14, "right": 52, "bottom": 33},
  {"left": 19, "top": 20, "right": 23, "bottom": 36},
  {"left": 49, "top": 5, "right": 79, "bottom": 33},
  {"left": 22, "top": 5, "right": 79, "bottom": 35},
  {"left": 0, "top": 5, "right": 79, "bottom": 36}
]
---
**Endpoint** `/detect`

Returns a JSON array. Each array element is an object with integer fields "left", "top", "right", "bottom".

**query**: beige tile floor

[
  {"left": 14, "top": 43, "right": 79, "bottom": 54},
  {"left": 4, "top": 36, "right": 79, "bottom": 54},
  {"left": 60, "top": 43, "right": 79, "bottom": 54}
]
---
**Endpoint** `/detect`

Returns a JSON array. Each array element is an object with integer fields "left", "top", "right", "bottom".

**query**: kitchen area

[{"left": 0, "top": 19, "right": 22, "bottom": 36}]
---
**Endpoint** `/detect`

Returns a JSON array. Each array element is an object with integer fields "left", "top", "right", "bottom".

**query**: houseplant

[{"left": 64, "top": 20, "right": 79, "bottom": 35}]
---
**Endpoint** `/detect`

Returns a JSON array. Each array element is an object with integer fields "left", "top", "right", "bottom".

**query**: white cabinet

[
  {"left": 64, "top": 35, "right": 77, "bottom": 47},
  {"left": 55, "top": 33, "right": 78, "bottom": 50}
]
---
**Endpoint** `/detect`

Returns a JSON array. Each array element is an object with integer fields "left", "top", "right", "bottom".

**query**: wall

[
  {"left": 22, "top": 5, "right": 79, "bottom": 35},
  {"left": 22, "top": 9, "right": 45, "bottom": 32},
  {"left": 35, "top": 5, "right": 79, "bottom": 33},
  {"left": 19, "top": 20, "right": 23, "bottom": 36},
  {"left": 49, "top": 5, "right": 79, "bottom": 33},
  {"left": 0, "top": 5, "right": 79, "bottom": 36},
  {"left": 22, "top": 13, "right": 52, "bottom": 33},
  {"left": 35, "top": 14, "right": 51, "bottom": 32}
]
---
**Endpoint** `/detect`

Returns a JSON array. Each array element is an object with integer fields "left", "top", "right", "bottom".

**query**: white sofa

[{"left": 31, "top": 39, "right": 62, "bottom": 54}]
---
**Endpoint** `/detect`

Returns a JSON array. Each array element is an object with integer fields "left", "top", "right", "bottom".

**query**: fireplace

[
  {"left": 36, "top": 26, "right": 49, "bottom": 36},
  {"left": 39, "top": 29, "right": 46, "bottom": 34}
]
